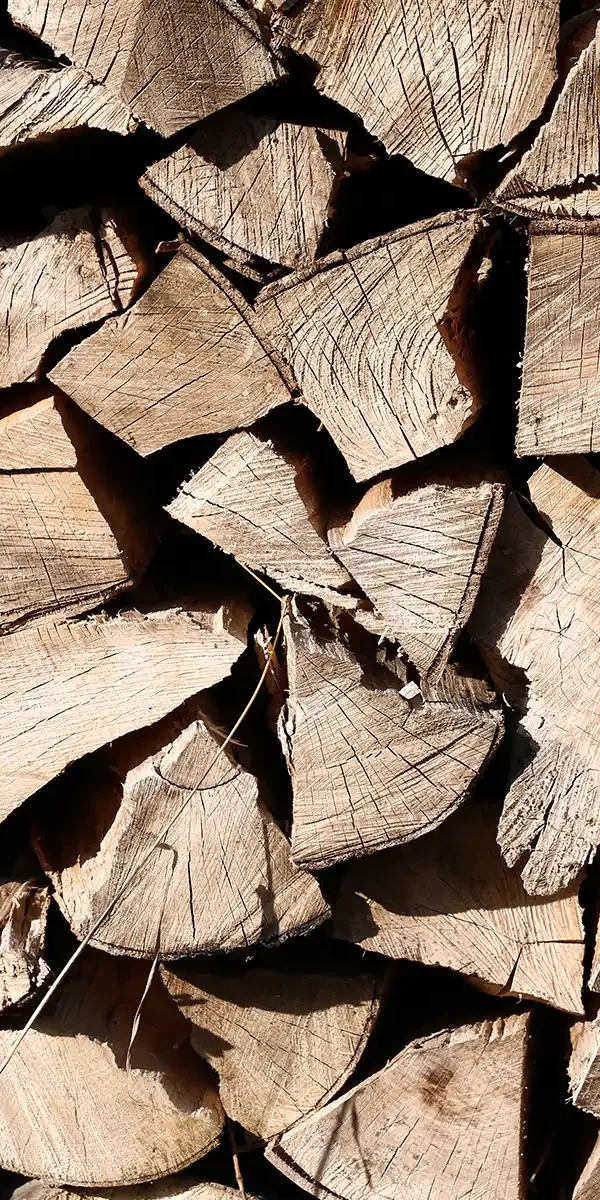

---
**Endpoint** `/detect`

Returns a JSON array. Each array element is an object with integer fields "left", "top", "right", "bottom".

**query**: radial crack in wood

[
  {"left": 162, "top": 961, "right": 382, "bottom": 1139},
  {"left": 256, "top": 214, "right": 483, "bottom": 482},
  {"left": 267, "top": 1012, "right": 530, "bottom": 1200},
  {"left": 50, "top": 247, "right": 292, "bottom": 455},
  {"left": 0, "top": 59, "right": 134, "bottom": 141},
  {"left": 0, "top": 855, "right": 50, "bottom": 1014}
]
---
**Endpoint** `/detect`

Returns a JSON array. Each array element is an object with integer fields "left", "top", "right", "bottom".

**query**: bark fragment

[{"left": 0, "top": 856, "right": 50, "bottom": 1014}]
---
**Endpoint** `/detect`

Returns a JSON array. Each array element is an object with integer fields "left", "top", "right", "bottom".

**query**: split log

[
  {"left": 329, "top": 474, "right": 504, "bottom": 681},
  {"left": 281, "top": 607, "right": 503, "bottom": 870},
  {"left": 0, "top": 59, "right": 133, "bottom": 142},
  {"left": 574, "top": 1133, "right": 600, "bottom": 1200},
  {"left": 0, "top": 396, "right": 156, "bottom": 631},
  {"left": 8, "top": 0, "right": 281, "bottom": 138},
  {"left": 279, "top": 0, "right": 557, "bottom": 180},
  {"left": 0, "top": 855, "right": 50, "bottom": 1013},
  {"left": 11, "top": 1182, "right": 261, "bottom": 1200},
  {"left": 570, "top": 1015, "right": 600, "bottom": 1118},
  {"left": 142, "top": 113, "right": 347, "bottom": 269},
  {"left": 470, "top": 458, "right": 600, "bottom": 894},
  {"left": 256, "top": 214, "right": 482, "bottom": 482},
  {"left": 50, "top": 247, "right": 292, "bottom": 455},
  {"left": 0, "top": 598, "right": 249, "bottom": 823},
  {"left": 0, "top": 207, "right": 141, "bottom": 388},
  {"left": 267, "top": 1013, "right": 530, "bottom": 1200},
  {"left": 0, "top": 949, "right": 222, "bottom": 1185},
  {"left": 334, "top": 797, "right": 584, "bottom": 1014},
  {"left": 162, "top": 961, "right": 382, "bottom": 1139},
  {"left": 168, "top": 429, "right": 352, "bottom": 600}
]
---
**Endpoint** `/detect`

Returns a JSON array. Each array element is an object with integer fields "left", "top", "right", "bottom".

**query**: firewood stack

[{"left": 3, "top": 1, "right": 600, "bottom": 1198}]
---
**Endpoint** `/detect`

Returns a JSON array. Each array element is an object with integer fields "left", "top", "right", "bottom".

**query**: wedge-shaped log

[
  {"left": 0, "top": 59, "right": 133, "bottom": 141},
  {"left": 335, "top": 798, "right": 584, "bottom": 1014},
  {"left": 50, "top": 247, "right": 292, "bottom": 455},
  {"left": 574, "top": 1132, "right": 600, "bottom": 1200},
  {"left": 8, "top": 0, "right": 280, "bottom": 138},
  {"left": 0, "top": 600, "right": 248, "bottom": 822},
  {"left": 0, "top": 949, "right": 222, "bottom": 1185},
  {"left": 256, "top": 214, "right": 482, "bottom": 482},
  {"left": 329, "top": 475, "right": 504, "bottom": 680},
  {"left": 281, "top": 0, "right": 557, "bottom": 180},
  {"left": 142, "top": 113, "right": 347, "bottom": 268},
  {"left": 163, "top": 961, "right": 381, "bottom": 1139},
  {"left": 471, "top": 459, "right": 600, "bottom": 894},
  {"left": 11, "top": 1182, "right": 261, "bottom": 1200},
  {"left": 281, "top": 611, "right": 502, "bottom": 870},
  {"left": 0, "top": 207, "right": 140, "bottom": 387},
  {"left": 267, "top": 1013, "right": 530, "bottom": 1200},
  {"left": 0, "top": 857, "right": 49, "bottom": 1013}
]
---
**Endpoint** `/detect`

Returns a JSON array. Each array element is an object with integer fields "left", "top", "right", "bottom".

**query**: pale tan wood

[
  {"left": 8, "top": 0, "right": 281, "bottom": 138},
  {"left": 570, "top": 1016, "right": 600, "bottom": 1119},
  {"left": 256, "top": 214, "right": 482, "bottom": 482},
  {"left": 267, "top": 1013, "right": 530, "bottom": 1200},
  {"left": 168, "top": 429, "right": 352, "bottom": 598},
  {"left": 470, "top": 459, "right": 600, "bottom": 894},
  {"left": 0, "top": 949, "right": 222, "bottom": 1185},
  {"left": 574, "top": 1132, "right": 600, "bottom": 1200},
  {"left": 0, "top": 60, "right": 133, "bottom": 142},
  {"left": 281, "top": 608, "right": 503, "bottom": 871},
  {"left": 162, "top": 961, "right": 381, "bottom": 1139},
  {"left": 10, "top": 1181, "right": 260, "bottom": 1200},
  {"left": 0, "top": 600, "right": 249, "bottom": 823},
  {"left": 329, "top": 476, "right": 504, "bottom": 680},
  {"left": 50, "top": 247, "right": 292, "bottom": 455},
  {"left": 0, "top": 860, "right": 50, "bottom": 1013},
  {"left": 334, "top": 797, "right": 584, "bottom": 1014},
  {"left": 279, "top": 0, "right": 557, "bottom": 180},
  {"left": 0, "top": 208, "right": 139, "bottom": 388},
  {"left": 142, "top": 115, "right": 347, "bottom": 269}
]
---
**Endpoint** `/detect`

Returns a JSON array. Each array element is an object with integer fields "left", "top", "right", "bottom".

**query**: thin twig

[
  {"left": 224, "top": 1107, "right": 248, "bottom": 1200},
  {"left": 126, "top": 842, "right": 177, "bottom": 1072}
]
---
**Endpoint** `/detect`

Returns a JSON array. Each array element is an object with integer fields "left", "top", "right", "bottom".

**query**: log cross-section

[{"left": 0, "top": 59, "right": 134, "bottom": 141}]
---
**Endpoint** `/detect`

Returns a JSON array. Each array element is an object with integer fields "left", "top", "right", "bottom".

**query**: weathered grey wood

[
  {"left": 163, "top": 962, "right": 381, "bottom": 1139},
  {"left": 0, "top": 858, "right": 49, "bottom": 1014},
  {"left": 267, "top": 1013, "right": 530, "bottom": 1200},
  {"left": 50, "top": 248, "right": 292, "bottom": 455},
  {"left": 0, "top": 59, "right": 133, "bottom": 140},
  {"left": 256, "top": 214, "right": 482, "bottom": 481}
]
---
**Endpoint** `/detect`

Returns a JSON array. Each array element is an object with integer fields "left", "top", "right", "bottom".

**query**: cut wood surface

[
  {"left": 329, "top": 475, "right": 504, "bottom": 681},
  {"left": 570, "top": 1015, "right": 600, "bottom": 1118},
  {"left": 0, "top": 858, "right": 50, "bottom": 1014},
  {"left": 0, "top": 207, "right": 140, "bottom": 388},
  {"left": 267, "top": 1013, "right": 530, "bottom": 1200},
  {"left": 281, "top": 609, "right": 503, "bottom": 870},
  {"left": 11, "top": 1181, "right": 261, "bottom": 1200},
  {"left": 0, "top": 949, "right": 222, "bottom": 1185},
  {"left": 334, "top": 797, "right": 585, "bottom": 1014},
  {"left": 256, "top": 214, "right": 482, "bottom": 481},
  {"left": 162, "top": 962, "right": 381, "bottom": 1139},
  {"left": 50, "top": 247, "right": 292, "bottom": 455},
  {"left": 470, "top": 459, "right": 600, "bottom": 894},
  {"left": 0, "top": 600, "right": 248, "bottom": 822},
  {"left": 142, "top": 114, "right": 347, "bottom": 268},
  {"left": 281, "top": 0, "right": 557, "bottom": 180},
  {"left": 0, "top": 59, "right": 133, "bottom": 141},
  {"left": 8, "top": 0, "right": 281, "bottom": 138},
  {"left": 574, "top": 1132, "right": 600, "bottom": 1200}
]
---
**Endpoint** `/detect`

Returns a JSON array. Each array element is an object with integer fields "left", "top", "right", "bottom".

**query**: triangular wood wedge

[
  {"left": 281, "top": 609, "right": 503, "bottom": 870},
  {"left": 279, "top": 0, "right": 557, "bottom": 179},
  {"left": 267, "top": 1012, "right": 530, "bottom": 1200},
  {"left": 142, "top": 113, "right": 347, "bottom": 268},
  {"left": 0, "top": 207, "right": 141, "bottom": 387},
  {"left": 50, "top": 247, "right": 292, "bottom": 455},
  {"left": 162, "top": 961, "right": 382, "bottom": 1139},
  {"left": 570, "top": 1015, "right": 600, "bottom": 1119},
  {"left": 168, "top": 429, "right": 352, "bottom": 599},
  {"left": 0, "top": 59, "right": 133, "bottom": 142},
  {"left": 470, "top": 459, "right": 600, "bottom": 894},
  {"left": 0, "top": 598, "right": 249, "bottom": 823},
  {"left": 10, "top": 1181, "right": 261, "bottom": 1200},
  {"left": 0, "top": 949, "right": 223, "bottom": 1185},
  {"left": 0, "top": 856, "right": 50, "bottom": 1013},
  {"left": 0, "top": 396, "right": 156, "bottom": 631},
  {"left": 329, "top": 474, "right": 504, "bottom": 681},
  {"left": 35, "top": 703, "right": 329, "bottom": 957},
  {"left": 256, "top": 214, "right": 482, "bottom": 482},
  {"left": 574, "top": 1132, "right": 600, "bottom": 1200},
  {"left": 334, "top": 798, "right": 584, "bottom": 1014},
  {"left": 8, "top": 0, "right": 281, "bottom": 138}
]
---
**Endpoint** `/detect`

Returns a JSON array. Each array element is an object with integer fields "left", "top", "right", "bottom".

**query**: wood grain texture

[
  {"left": 470, "top": 459, "right": 600, "bottom": 894},
  {"left": 267, "top": 1013, "right": 530, "bottom": 1200},
  {"left": 257, "top": 214, "right": 481, "bottom": 482},
  {"left": 281, "top": 0, "right": 557, "bottom": 180},
  {"left": 0, "top": 949, "right": 222, "bottom": 1185},
  {"left": 0, "top": 60, "right": 133, "bottom": 141},
  {"left": 8, "top": 0, "right": 281, "bottom": 137},
  {"left": 50, "top": 248, "right": 292, "bottom": 455},
  {"left": 162, "top": 962, "right": 381, "bottom": 1139},
  {"left": 329, "top": 476, "right": 504, "bottom": 680},
  {"left": 0, "top": 862, "right": 49, "bottom": 1013},
  {"left": 142, "top": 114, "right": 347, "bottom": 268},
  {"left": 281, "top": 609, "right": 503, "bottom": 870},
  {"left": 570, "top": 1016, "right": 600, "bottom": 1119},
  {"left": 0, "top": 208, "right": 139, "bottom": 387},
  {"left": 168, "top": 429, "right": 352, "bottom": 598},
  {"left": 0, "top": 601, "right": 248, "bottom": 823},
  {"left": 573, "top": 1132, "right": 600, "bottom": 1200},
  {"left": 334, "top": 797, "right": 585, "bottom": 1014},
  {"left": 11, "top": 1181, "right": 261, "bottom": 1200}
]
